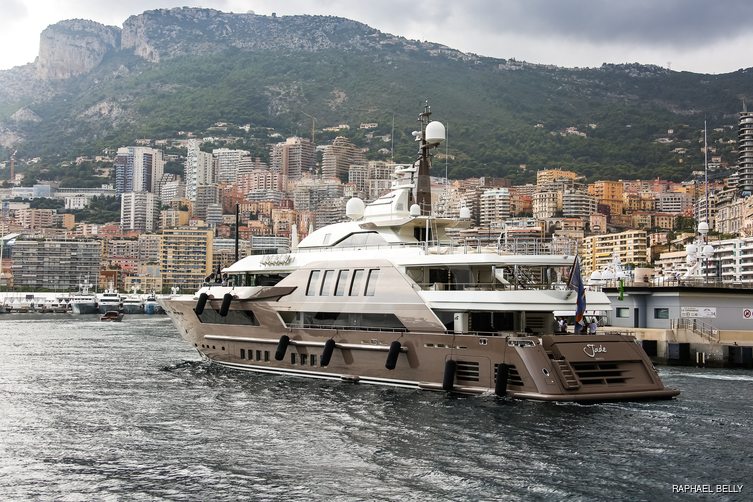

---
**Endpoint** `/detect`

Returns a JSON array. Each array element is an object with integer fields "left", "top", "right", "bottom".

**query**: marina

[
  {"left": 0, "top": 291, "right": 166, "bottom": 315},
  {"left": 0, "top": 315, "right": 749, "bottom": 500}
]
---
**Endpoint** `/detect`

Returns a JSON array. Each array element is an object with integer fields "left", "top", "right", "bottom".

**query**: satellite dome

[
  {"left": 409, "top": 204, "right": 421, "bottom": 217},
  {"left": 459, "top": 206, "right": 471, "bottom": 219},
  {"left": 425, "top": 121, "right": 446, "bottom": 145},
  {"left": 345, "top": 197, "right": 365, "bottom": 220}
]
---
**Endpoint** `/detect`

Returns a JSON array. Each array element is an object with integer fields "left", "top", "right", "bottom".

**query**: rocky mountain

[{"left": 1, "top": 7, "right": 752, "bottom": 182}]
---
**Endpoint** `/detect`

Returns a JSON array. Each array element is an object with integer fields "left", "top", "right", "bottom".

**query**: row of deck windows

[
  {"left": 238, "top": 348, "right": 319, "bottom": 367},
  {"left": 306, "top": 268, "right": 380, "bottom": 297},
  {"left": 240, "top": 348, "right": 270, "bottom": 362}
]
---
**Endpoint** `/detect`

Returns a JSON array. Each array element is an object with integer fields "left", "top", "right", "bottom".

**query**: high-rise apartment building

[
  {"left": 292, "top": 177, "right": 344, "bottom": 213},
  {"left": 159, "top": 225, "right": 214, "bottom": 292},
  {"left": 194, "top": 185, "right": 220, "bottom": 221},
  {"left": 214, "top": 148, "right": 251, "bottom": 184},
  {"left": 367, "top": 161, "right": 395, "bottom": 201},
  {"left": 10, "top": 239, "right": 101, "bottom": 290},
  {"left": 185, "top": 140, "right": 215, "bottom": 202},
  {"left": 114, "top": 146, "right": 164, "bottom": 195},
  {"left": 321, "top": 136, "right": 366, "bottom": 182},
  {"left": 562, "top": 190, "right": 597, "bottom": 218},
  {"left": 581, "top": 230, "right": 648, "bottom": 275},
  {"left": 589, "top": 180, "right": 625, "bottom": 216},
  {"left": 121, "top": 191, "right": 159, "bottom": 233},
  {"left": 270, "top": 137, "right": 315, "bottom": 189},
  {"left": 479, "top": 188, "right": 511, "bottom": 228},
  {"left": 738, "top": 108, "right": 753, "bottom": 196}
]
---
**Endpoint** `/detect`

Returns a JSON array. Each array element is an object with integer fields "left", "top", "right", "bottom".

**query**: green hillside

[{"left": 1, "top": 12, "right": 752, "bottom": 184}]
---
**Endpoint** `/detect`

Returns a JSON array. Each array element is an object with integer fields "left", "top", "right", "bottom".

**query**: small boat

[{"left": 100, "top": 310, "right": 124, "bottom": 322}]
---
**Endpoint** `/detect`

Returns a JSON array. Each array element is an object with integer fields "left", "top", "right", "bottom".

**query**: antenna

[
  {"left": 390, "top": 113, "right": 395, "bottom": 163},
  {"left": 445, "top": 121, "right": 449, "bottom": 187},
  {"left": 704, "top": 119, "right": 709, "bottom": 224}
]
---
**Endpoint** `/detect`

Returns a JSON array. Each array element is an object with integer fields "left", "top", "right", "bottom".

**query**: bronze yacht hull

[{"left": 161, "top": 296, "right": 679, "bottom": 402}]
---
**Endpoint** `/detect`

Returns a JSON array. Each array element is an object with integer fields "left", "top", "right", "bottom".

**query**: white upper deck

[{"left": 225, "top": 185, "right": 574, "bottom": 275}]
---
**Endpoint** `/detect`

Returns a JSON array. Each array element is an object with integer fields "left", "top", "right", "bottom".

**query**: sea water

[{"left": 0, "top": 315, "right": 750, "bottom": 501}]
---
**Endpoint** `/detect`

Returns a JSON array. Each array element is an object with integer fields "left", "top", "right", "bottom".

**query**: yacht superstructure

[{"left": 161, "top": 106, "right": 678, "bottom": 401}]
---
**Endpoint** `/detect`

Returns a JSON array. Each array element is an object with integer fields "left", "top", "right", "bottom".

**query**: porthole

[{"left": 542, "top": 368, "right": 550, "bottom": 377}]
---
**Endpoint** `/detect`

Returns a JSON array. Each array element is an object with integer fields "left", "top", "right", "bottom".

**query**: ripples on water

[{"left": 0, "top": 316, "right": 751, "bottom": 501}]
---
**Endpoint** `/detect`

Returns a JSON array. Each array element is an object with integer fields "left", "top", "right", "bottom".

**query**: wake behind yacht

[{"left": 161, "top": 106, "right": 678, "bottom": 402}]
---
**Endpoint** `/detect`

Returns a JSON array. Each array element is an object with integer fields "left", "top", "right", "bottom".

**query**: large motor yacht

[
  {"left": 97, "top": 287, "right": 123, "bottom": 314},
  {"left": 70, "top": 279, "right": 98, "bottom": 315},
  {"left": 161, "top": 107, "right": 678, "bottom": 402}
]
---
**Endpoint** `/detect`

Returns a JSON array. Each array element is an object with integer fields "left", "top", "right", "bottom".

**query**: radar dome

[
  {"left": 346, "top": 197, "right": 365, "bottom": 220},
  {"left": 459, "top": 206, "right": 471, "bottom": 219},
  {"left": 698, "top": 221, "right": 709, "bottom": 234},
  {"left": 409, "top": 204, "right": 421, "bottom": 217},
  {"left": 425, "top": 121, "right": 446, "bottom": 145}
]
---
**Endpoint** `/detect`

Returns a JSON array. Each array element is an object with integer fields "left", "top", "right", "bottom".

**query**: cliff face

[
  {"left": 120, "top": 7, "right": 423, "bottom": 62},
  {"left": 36, "top": 19, "right": 121, "bottom": 79}
]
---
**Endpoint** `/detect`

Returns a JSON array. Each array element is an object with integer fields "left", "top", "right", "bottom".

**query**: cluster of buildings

[{"left": 4, "top": 109, "right": 753, "bottom": 292}]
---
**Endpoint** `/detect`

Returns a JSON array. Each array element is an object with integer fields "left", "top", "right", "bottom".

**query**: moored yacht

[
  {"left": 97, "top": 288, "right": 122, "bottom": 314},
  {"left": 161, "top": 106, "right": 678, "bottom": 402},
  {"left": 70, "top": 278, "right": 98, "bottom": 315},
  {"left": 143, "top": 293, "right": 164, "bottom": 315},
  {"left": 122, "top": 295, "right": 144, "bottom": 314}
]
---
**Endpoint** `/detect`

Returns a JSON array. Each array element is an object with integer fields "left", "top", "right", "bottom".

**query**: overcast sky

[{"left": 2, "top": 0, "right": 753, "bottom": 74}]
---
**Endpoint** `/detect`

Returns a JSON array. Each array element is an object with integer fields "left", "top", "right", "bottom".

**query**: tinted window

[
  {"left": 320, "top": 270, "right": 335, "bottom": 296},
  {"left": 306, "top": 270, "right": 321, "bottom": 296},
  {"left": 364, "top": 269, "right": 380, "bottom": 296},
  {"left": 334, "top": 270, "right": 350, "bottom": 296},
  {"left": 654, "top": 308, "right": 669, "bottom": 319},
  {"left": 350, "top": 269, "right": 366, "bottom": 296}
]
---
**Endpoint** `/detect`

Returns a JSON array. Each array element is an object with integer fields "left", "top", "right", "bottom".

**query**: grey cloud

[
  {"left": 0, "top": 1, "right": 28, "bottom": 28},
  {"left": 456, "top": 0, "right": 753, "bottom": 47}
]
